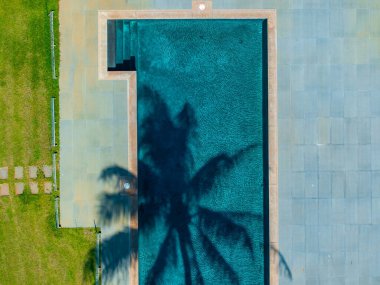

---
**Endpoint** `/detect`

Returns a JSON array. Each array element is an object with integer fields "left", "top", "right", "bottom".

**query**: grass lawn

[
  {"left": 0, "top": 0, "right": 55, "bottom": 167},
  {"left": 0, "top": 195, "right": 95, "bottom": 284},
  {"left": 0, "top": 0, "right": 96, "bottom": 284}
]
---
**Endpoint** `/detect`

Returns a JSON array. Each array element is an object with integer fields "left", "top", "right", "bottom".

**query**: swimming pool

[{"left": 110, "top": 19, "right": 268, "bottom": 285}]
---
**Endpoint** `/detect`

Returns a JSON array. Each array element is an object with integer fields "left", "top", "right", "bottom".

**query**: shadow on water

[{"left": 83, "top": 86, "right": 292, "bottom": 284}]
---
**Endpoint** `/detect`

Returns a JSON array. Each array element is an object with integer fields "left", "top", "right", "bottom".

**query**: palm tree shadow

[{"left": 84, "top": 86, "right": 292, "bottom": 284}]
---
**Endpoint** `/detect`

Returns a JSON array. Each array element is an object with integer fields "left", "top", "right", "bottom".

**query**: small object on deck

[
  {"left": 123, "top": 182, "right": 130, "bottom": 190},
  {"left": 15, "top": 166, "right": 23, "bottom": 179},
  {"left": 0, "top": 184, "right": 9, "bottom": 196},
  {"left": 15, "top": 183, "right": 24, "bottom": 195},
  {"left": 29, "top": 166, "right": 38, "bottom": 179},
  {"left": 0, "top": 167, "right": 8, "bottom": 179},
  {"left": 30, "top": 182, "right": 39, "bottom": 194}
]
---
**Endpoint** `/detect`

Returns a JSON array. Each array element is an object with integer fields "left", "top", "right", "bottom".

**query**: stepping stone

[
  {"left": 15, "top": 166, "right": 23, "bottom": 179},
  {"left": 0, "top": 167, "right": 8, "bottom": 179},
  {"left": 42, "top": 165, "right": 52, "bottom": 178},
  {"left": 29, "top": 182, "right": 38, "bottom": 194},
  {"left": 29, "top": 166, "right": 38, "bottom": 179},
  {"left": 15, "top": 183, "right": 24, "bottom": 195},
  {"left": 44, "top": 182, "right": 52, "bottom": 194},
  {"left": 0, "top": 184, "right": 9, "bottom": 196}
]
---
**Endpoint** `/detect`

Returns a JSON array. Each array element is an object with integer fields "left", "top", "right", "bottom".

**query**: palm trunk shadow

[{"left": 82, "top": 86, "right": 287, "bottom": 284}]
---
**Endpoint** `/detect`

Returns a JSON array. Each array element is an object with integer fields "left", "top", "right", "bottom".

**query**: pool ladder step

[
  {"left": 107, "top": 20, "right": 136, "bottom": 71},
  {"left": 107, "top": 20, "right": 116, "bottom": 69}
]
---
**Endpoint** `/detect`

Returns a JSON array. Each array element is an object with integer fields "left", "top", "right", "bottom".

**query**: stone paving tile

[
  {"left": 0, "top": 184, "right": 9, "bottom": 196},
  {"left": 14, "top": 166, "right": 23, "bottom": 179},
  {"left": 29, "top": 166, "right": 38, "bottom": 179},
  {"left": 15, "top": 183, "right": 24, "bottom": 195},
  {"left": 0, "top": 167, "right": 8, "bottom": 179},
  {"left": 44, "top": 182, "right": 52, "bottom": 194},
  {"left": 42, "top": 165, "right": 53, "bottom": 178},
  {"left": 29, "top": 182, "right": 38, "bottom": 194}
]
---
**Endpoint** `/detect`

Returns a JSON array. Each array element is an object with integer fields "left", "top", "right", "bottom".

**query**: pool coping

[{"left": 98, "top": 3, "right": 278, "bottom": 285}]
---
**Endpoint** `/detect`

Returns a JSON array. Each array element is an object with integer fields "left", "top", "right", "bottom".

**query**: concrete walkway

[{"left": 59, "top": 0, "right": 142, "bottom": 284}]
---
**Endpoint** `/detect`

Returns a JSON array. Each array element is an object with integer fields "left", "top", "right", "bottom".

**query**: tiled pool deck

[{"left": 60, "top": 0, "right": 380, "bottom": 284}]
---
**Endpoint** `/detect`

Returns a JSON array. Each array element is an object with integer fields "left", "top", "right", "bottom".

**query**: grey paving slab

[
  {"left": 358, "top": 171, "right": 371, "bottom": 198},
  {"left": 357, "top": 118, "right": 371, "bottom": 145},
  {"left": 304, "top": 172, "right": 318, "bottom": 198},
  {"left": 0, "top": 184, "right": 9, "bottom": 196},
  {"left": 305, "top": 199, "right": 318, "bottom": 225},
  {"left": 371, "top": 145, "right": 380, "bottom": 170},
  {"left": 42, "top": 165, "right": 53, "bottom": 178},
  {"left": 29, "top": 166, "right": 38, "bottom": 179},
  {"left": 44, "top": 182, "right": 52, "bottom": 194},
  {"left": 15, "top": 183, "right": 24, "bottom": 195},
  {"left": 29, "top": 182, "right": 38, "bottom": 194},
  {"left": 331, "top": 118, "right": 344, "bottom": 145},
  {"left": 332, "top": 199, "right": 345, "bottom": 225},
  {"left": 14, "top": 166, "right": 23, "bottom": 179},
  {"left": 318, "top": 172, "right": 331, "bottom": 198},
  {"left": 291, "top": 172, "right": 305, "bottom": 198},
  {"left": 304, "top": 145, "right": 318, "bottom": 171},
  {"left": 0, "top": 167, "right": 8, "bottom": 179}
]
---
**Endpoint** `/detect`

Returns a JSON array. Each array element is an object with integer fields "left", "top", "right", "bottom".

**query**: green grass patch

[
  {"left": 0, "top": 0, "right": 95, "bottom": 284},
  {"left": 0, "top": 195, "right": 95, "bottom": 284},
  {"left": 0, "top": 0, "right": 58, "bottom": 167}
]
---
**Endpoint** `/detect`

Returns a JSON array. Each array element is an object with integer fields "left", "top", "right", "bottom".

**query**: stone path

[
  {"left": 0, "top": 167, "right": 8, "bottom": 179},
  {"left": 29, "top": 166, "right": 37, "bottom": 179},
  {"left": 0, "top": 165, "right": 54, "bottom": 196},
  {"left": 0, "top": 184, "right": 9, "bottom": 196}
]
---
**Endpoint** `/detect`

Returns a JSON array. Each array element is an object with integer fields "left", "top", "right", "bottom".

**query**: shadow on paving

[{"left": 83, "top": 87, "right": 292, "bottom": 284}]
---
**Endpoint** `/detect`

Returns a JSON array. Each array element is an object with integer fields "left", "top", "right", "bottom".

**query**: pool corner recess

[{"left": 97, "top": 4, "right": 278, "bottom": 285}]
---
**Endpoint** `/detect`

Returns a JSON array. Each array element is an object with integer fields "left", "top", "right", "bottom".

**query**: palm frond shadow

[
  {"left": 270, "top": 245, "right": 292, "bottom": 281},
  {"left": 83, "top": 86, "right": 292, "bottom": 284}
]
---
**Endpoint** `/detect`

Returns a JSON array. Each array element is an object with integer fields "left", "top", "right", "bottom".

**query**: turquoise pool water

[{"left": 114, "top": 19, "right": 267, "bottom": 285}]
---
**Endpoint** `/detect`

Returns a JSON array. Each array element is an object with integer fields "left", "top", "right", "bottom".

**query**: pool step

[
  {"left": 123, "top": 21, "right": 131, "bottom": 61},
  {"left": 107, "top": 20, "right": 116, "bottom": 69},
  {"left": 129, "top": 21, "right": 137, "bottom": 59},
  {"left": 115, "top": 20, "right": 124, "bottom": 65},
  {"left": 107, "top": 20, "right": 136, "bottom": 71}
]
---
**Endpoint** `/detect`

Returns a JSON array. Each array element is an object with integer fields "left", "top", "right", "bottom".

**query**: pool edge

[{"left": 98, "top": 5, "right": 278, "bottom": 285}]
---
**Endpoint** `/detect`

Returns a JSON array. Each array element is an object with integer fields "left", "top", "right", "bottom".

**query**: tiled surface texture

[{"left": 60, "top": 0, "right": 134, "bottom": 228}]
